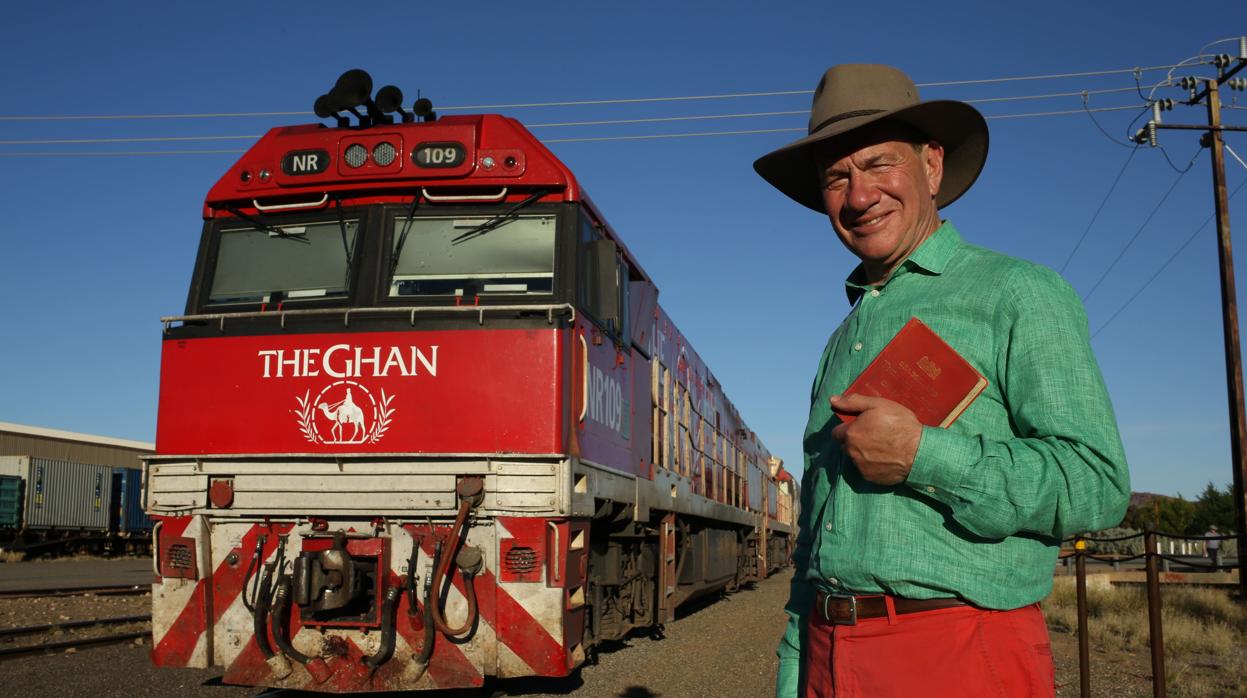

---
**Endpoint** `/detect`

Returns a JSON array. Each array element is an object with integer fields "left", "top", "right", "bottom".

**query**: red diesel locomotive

[{"left": 144, "top": 70, "right": 797, "bottom": 692}]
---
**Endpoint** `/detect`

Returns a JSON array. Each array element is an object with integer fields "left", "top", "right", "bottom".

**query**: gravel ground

[
  {"left": 503, "top": 571, "right": 791, "bottom": 698},
  {"left": 0, "top": 569, "right": 1187, "bottom": 697},
  {"left": 0, "top": 591, "right": 151, "bottom": 629},
  {"left": 0, "top": 555, "right": 152, "bottom": 592},
  {"left": 0, "top": 572, "right": 792, "bottom": 698}
]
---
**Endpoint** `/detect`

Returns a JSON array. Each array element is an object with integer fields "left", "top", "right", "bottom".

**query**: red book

[{"left": 834, "top": 317, "right": 987, "bottom": 428}]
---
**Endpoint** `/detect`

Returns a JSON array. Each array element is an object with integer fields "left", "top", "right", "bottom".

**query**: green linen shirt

[{"left": 775, "top": 221, "right": 1130, "bottom": 697}]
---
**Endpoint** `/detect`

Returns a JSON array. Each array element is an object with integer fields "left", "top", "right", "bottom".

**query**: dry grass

[
  {"left": 0, "top": 550, "right": 24, "bottom": 563},
  {"left": 1044, "top": 578, "right": 1247, "bottom": 697}
]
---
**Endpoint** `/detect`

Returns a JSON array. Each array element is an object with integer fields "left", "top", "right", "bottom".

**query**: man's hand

[{"left": 829, "top": 394, "right": 922, "bottom": 485}]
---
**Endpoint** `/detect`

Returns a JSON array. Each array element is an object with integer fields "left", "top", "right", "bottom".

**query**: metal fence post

[
  {"left": 1075, "top": 538, "right": 1090, "bottom": 698},
  {"left": 1144, "top": 527, "right": 1167, "bottom": 698}
]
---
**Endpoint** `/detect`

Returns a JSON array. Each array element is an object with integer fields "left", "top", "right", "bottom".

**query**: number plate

[
  {"left": 282, "top": 149, "right": 330, "bottom": 175},
  {"left": 412, "top": 142, "right": 466, "bottom": 169}
]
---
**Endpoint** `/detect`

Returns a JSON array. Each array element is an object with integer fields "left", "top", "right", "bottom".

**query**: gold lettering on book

[{"left": 918, "top": 356, "right": 940, "bottom": 380}]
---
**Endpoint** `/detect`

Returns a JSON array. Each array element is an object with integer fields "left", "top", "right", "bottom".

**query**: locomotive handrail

[
  {"left": 548, "top": 521, "right": 561, "bottom": 584},
  {"left": 421, "top": 187, "right": 508, "bottom": 202},
  {"left": 161, "top": 302, "right": 576, "bottom": 332},
  {"left": 150, "top": 520, "right": 163, "bottom": 576},
  {"left": 252, "top": 194, "right": 330, "bottom": 211},
  {"left": 578, "top": 333, "right": 589, "bottom": 423}
]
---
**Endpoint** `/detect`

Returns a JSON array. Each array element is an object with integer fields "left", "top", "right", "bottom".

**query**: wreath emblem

[{"left": 293, "top": 383, "right": 397, "bottom": 445}]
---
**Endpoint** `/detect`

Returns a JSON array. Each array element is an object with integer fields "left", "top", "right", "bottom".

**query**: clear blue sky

[{"left": 1, "top": 2, "right": 1245, "bottom": 499}]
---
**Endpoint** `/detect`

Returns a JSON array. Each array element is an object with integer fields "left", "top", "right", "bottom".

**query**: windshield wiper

[
  {"left": 331, "top": 194, "right": 354, "bottom": 291},
  {"left": 450, "top": 189, "right": 549, "bottom": 245},
  {"left": 221, "top": 204, "right": 310, "bottom": 244},
  {"left": 391, "top": 192, "right": 422, "bottom": 275}
]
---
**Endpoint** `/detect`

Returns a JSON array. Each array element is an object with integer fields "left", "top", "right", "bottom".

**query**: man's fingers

[
  {"left": 829, "top": 392, "right": 887, "bottom": 413},
  {"left": 831, "top": 422, "right": 848, "bottom": 443}
]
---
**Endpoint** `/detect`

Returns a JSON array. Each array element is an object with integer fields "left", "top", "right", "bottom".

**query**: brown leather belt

[{"left": 814, "top": 590, "right": 967, "bottom": 625}]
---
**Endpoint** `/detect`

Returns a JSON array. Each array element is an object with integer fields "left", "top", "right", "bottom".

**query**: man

[
  {"left": 753, "top": 64, "right": 1131, "bottom": 697},
  {"left": 1206, "top": 525, "right": 1222, "bottom": 569}
]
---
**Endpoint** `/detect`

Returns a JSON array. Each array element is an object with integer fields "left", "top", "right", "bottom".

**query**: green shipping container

[{"left": 0, "top": 475, "right": 21, "bottom": 529}]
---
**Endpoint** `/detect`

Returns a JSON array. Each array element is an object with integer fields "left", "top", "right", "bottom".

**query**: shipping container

[
  {"left": 0, "top": 475, "right": 21, "bottom": 529},
  {"left": 0, "top": 456, "right": 113, "bottom": 531},
  {"left": 112, "top": 467, "right": 152, "bottom": 533}
]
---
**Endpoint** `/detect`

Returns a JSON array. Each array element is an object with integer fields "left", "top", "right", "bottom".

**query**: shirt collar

[{"left": 843, "top": 221, "right": 962, "bottom": 305}]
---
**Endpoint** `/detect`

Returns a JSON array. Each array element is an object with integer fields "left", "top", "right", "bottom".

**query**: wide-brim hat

[{"left": 754, "top": 64, "right": 989, "bottom": 212}]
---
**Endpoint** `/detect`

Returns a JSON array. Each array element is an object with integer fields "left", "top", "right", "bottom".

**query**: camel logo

[{"left": 293, "top": 381, "right": 395, "bottom": 445}]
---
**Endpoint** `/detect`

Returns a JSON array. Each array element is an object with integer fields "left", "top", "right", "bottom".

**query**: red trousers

[{"left": 804, "top": 599, "right": 1054, "bottom": 697}]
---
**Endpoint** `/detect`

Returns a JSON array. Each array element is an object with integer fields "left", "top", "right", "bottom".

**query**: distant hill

[{"left": 1129, "top": 492, "right": 1172, "bottom": 508}]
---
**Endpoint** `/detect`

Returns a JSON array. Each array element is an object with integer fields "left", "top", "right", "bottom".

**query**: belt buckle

[{"left": 822, "top": 592, "right": 857, "bottom": 626}]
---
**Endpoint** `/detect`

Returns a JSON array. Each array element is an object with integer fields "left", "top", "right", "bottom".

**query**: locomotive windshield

[
  {"left": 389, "top": 213, "right": 555, "bottom": 297},
  {"left": 206, "top": 219, "right": 358, "bottom": 306}
]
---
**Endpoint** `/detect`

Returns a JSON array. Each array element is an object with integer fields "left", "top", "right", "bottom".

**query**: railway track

[
  {"left": 0, "top": 613, "right": 151, "bottom": 659},
  {"left": 0, "top": 584, "right": 148, "bottom": 599}
]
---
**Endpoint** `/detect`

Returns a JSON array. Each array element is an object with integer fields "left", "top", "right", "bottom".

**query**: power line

[
  {"left": 544, "top": 127, "right": 804, "bottom": 143},
  {"left": 1059, "top": 146, "right": 1141, "bottom": 275},
  {"left": 1083, "top": 99, "right": 1148, "bottom": 148},
  {"left": 1200, "top": 37, "right": 1245, "bottom": 55},
  {"left": 0, "top": 149, "right": 246, "bottom": 157},
  {"left": 1158, "top": 144, "right": 1200, "bottom": 174},
  {"left": 440, "top": 90, "right": 812, "bottom": 111},
  {"left": 534, "top": 87, "right": 1140, "bottom": 124},
  {"left": 0, "top": 104, "right": 1157, "bottom": 152},
  {"left": 0, "top": 63, "right": 1194, "bottom": 123},
  {"left": 980, "top": 105, "right": 1142, "bottom": 120},
  {"left": 529, "top": 110, "right": 806, "bottom": 128},
  {"left": 1081, "top": 147, "right": 1201, "bottom": 302},
  {"left": 0, "top": 111, "right": 308, "bottom": 122},
  {"left": 1091, "top": 176, "right": 1247, "bottom": 340},
  {"left": 1151, "top": 54, "right": 1213, "bottom": 102},
  {"left": 916, "top": 64, "right": 1185, "bottom": 88},
  {"left": 0, "top": 134, "right": 259, "bottom": 145},
  {"left": 1227, "top": 143, "right": 1247, "bottom": 173}
]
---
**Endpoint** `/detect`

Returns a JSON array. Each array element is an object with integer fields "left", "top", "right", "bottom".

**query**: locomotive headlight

[
  {"left": 372, "top": 141, "right": 396, "bottom": 167},
  {"left": 344, "top": 143, "right": 368, "bottom": 168}
]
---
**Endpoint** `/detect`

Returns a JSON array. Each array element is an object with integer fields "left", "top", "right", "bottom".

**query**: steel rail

[
  {"left": 0, "top": 630, "right": 150, "bottom": 659},
  {"left": 0, "top": 584, "right": 148, "bottom": 600},
  {"left": 0, "top": 614, "right": 151, "bottom": 639}
]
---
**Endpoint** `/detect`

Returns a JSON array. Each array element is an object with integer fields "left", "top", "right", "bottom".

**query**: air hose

[
  {"left": 270, "top": 576, "right": 314, "bottom": 665},
  {"left": 401, "top": 550, "right": 437, "bottom": 685},
  {"left": 417, "top": 567, "right": 436, "bottom": 664},
  {"left": 253, "top": 562, "right": 277, "bottom": 659},
  {"left": 428, "top": 499, "right": 482, "bottom": 638},
  {"left": 242, "top": 534, "right": 266, "bottom": 613},
  {"left": 362, "top": 587, "right": 401, "bottom": 668}
]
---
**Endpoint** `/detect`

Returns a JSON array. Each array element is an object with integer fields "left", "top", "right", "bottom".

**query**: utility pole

[{"left": 1137, "top": 41, "right": 1247, "bottom": 596}]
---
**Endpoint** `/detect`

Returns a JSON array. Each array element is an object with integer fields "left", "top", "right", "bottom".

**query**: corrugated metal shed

[
  {"left": 0, "top": 421, "right": 152, "bottom": 470},
  {"left": 0, "top": 456, "right": 114, "bottom": 531}
]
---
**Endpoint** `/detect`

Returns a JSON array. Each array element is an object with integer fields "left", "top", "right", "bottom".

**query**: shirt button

[
  {"left": 870, "top": 289, "right": 880, "bottom": 297},
  {"left": 926, "top": 486, "right": 936, "bottom": 493},
  {"left": 853, "top": 342, "right": 863, "bottom": 352},
  {"left": 827, "top": 577, "right": 840, "bottom": 586},
  {"left": 824, "top": 521, "right": 834, "bottom": 532}
]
